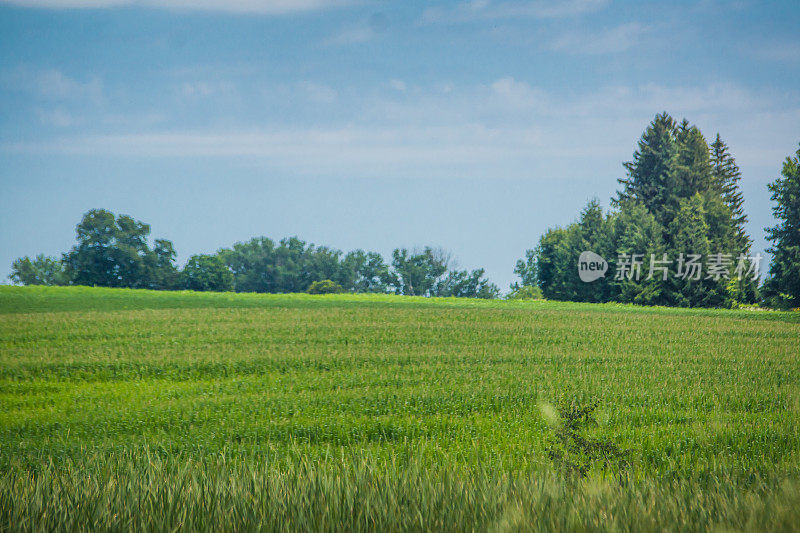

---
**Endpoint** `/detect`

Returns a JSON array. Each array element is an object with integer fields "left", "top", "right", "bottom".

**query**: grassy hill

[{"left": 1, "top": 286, "right": 799, "bottom": 530}]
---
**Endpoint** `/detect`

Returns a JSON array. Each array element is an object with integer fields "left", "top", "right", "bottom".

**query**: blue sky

[{"left": 1, "top": 0, "right": 798, "bottom": 290}]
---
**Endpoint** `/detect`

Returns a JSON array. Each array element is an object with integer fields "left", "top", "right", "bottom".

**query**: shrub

[
  {"left": 307, "top": 279, "right": 344, "bottom": 294},
  {"left": 506, "top": 285, "right": 543, "bottom": 300}
]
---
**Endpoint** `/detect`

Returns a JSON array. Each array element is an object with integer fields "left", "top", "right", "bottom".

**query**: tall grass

[
  {"left": 1, "top": 286, "right": 799, "bottom": 530},
  {"left": 2, "top": 451, "right": 799, "bottom": 532}
]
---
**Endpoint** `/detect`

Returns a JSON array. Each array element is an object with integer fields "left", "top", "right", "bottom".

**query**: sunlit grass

[{"left": 1, "top": 286, "right": 799, "bottom": 530}]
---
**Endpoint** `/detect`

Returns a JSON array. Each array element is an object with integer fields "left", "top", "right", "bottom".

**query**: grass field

[{"left": 1, "top": 285, "right": 799, "bottom": 531}]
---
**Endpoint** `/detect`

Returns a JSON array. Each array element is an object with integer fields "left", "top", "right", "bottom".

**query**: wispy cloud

[
  {"left": 748, "top": 41, "right": 800, "bottom": 63},
  {"left": 326, "top": 12, "right": 389, "bottom": 46},
  {"left": 297, "top": 81, "right": 337, "bottom": 103},
  {"left": 6, "top": 79, "right": 798, "bottom": 176},
  {"left": 0, "top": 0, "right": 354, "bottom": 14},
  {"left": 2, "top": 67, "right": 103, "bottom": 103},
  {"left": 325, "top": 26, "right": 376, "bottom": 45},
  {"left": 34, "top": 108, "right": 77, "bottom": 127},
  {"left": 489, "top": 77, "right": 548, "bottom": 109},
  {"left": 549, "top": 22, "right": 648, "bottom": 55},
  {"left": 179, "top": 80, "right": 237, "bottom": 98},
  {"left": 388, "top": 79, "right": 407, "bottom": 92},
  {"left": 420, "top": 0, "right": 608, "bottom": 24}
]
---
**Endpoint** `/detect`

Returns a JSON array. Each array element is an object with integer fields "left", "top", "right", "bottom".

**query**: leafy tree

[
  {"left": 432, "top": 268, "right": 499, "bottom": 299},
  {"left": 145, "top": 239, "right": 181, "bottom": 290},
  {"left": 300, "top": 242, "right": 345, "bottom": 291},
  {"left": 216, "top": 237, "right": 496, "bottom": 298},
  {"left": 268, "top": 237, "right": 310, "bottom": 293},
  {"left": 763, "top": 145, "right": 800, "bottom": 308},
  {"left": 61, "top": 209, "right": 177, "bottom": 289},
  {"left": 506, "top": 284, "right": 543, "bottom": 300},
  {"left": 390, "top": 247, "right": 450, "bottom": 296},
  {"left": 113, "top": 214, "right": 151, "bottom": 286},
  {"left": 512, "top": 248, "right": 539, "bottom": 291},
  {"left": 518, "top": 200, "right": 621, "bottom": 303},
  {"left": 9, "top": 254, "right": 68, "bottom": 286},
  {"left": 182, "top": 254, "right": 234, "bottom": 292},
  {"left": 341, "top": 250, "right": 393, "bottom": 293},
  {"left": 220, "top": 237, "right": 343, "bottom": 293},
  {"left": 63, "top": 209, "right": 124, "bottom": 287},
  {"left": 307, "top": 279, "right": 344, "bottom": 294},
  {"left": 527, "top": 226, "right": 574, "bottom": 301},
  {"left": 219, "top": 237, "right": 278, "bottom": 293},
  {"left": 12, "top": 209, "right": 501, "bottom": 300}
]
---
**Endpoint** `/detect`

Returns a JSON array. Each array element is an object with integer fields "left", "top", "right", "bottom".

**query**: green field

[{"left": 1, "top": 286, "right": 799, "bottom": 531}]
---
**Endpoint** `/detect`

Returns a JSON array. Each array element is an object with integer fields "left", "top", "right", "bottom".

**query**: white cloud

[
  {"left": 550, "top": 23, "right": 648, "bottom": 55},
  {"left": 490, "top": 76, "right": 548, "bottom": 109},
  {"left": 0, "top": 0, "right": 353, "bottom": 14},
  {"left": 4, "top": 78, "right": 798, "bottom": 180}
]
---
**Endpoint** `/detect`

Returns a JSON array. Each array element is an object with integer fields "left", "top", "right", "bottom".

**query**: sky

[{"left": 1, "top": 0, "right": 799, "bottom": 291}]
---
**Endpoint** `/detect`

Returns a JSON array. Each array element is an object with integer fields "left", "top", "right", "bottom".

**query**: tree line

[
  {"left": 9, "top": 113, "right": 800, "bottom": 308},
  {"left": 512, "top": 113, "right": 800, "bottom": 309},
  {"left": 9, "top": 210, "right": 500, "bottom": 298}
]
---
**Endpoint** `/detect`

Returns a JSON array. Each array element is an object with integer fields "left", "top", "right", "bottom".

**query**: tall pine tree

[
  {"left": 764, "top": 145, "right": 800, "bottom": 308},
  {"left": 614, "top": 112, "right": 677, "bottom": 223},
  {"left": 710, "top": 134, "right": 749, "bottom": 252},
  {"left": 521, "top": 113, "right": 756, "bottom": 308}
]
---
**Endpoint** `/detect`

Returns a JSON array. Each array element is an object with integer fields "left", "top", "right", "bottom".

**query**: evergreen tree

[
  {"left": 670, "top": 125, "right": 714, "bottom": 224},
  {"left": 606, "top": 202, "right": 665, "bottom": 305},
  {"left": 664, "top": 194, "right": 732, "bottom": 307},
  {"left": 710, "top": 134, "right": 749, "bottom": 252},
  {"left": 521, "top": 114, "right": 754, "bottom": 308},
  {"left": 763, "top": 145, "right": 800, "bottom": 308},
  {"left": 614, "top": 112, "right": 677, "bottom": 222}
]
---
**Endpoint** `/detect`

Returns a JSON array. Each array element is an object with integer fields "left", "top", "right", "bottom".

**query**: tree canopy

[
  {"left": 59, "top": 209, "right": 179, "bottom": 290},
  {"left": 514, "top": 113, "right": 758, "bottom": 308},
  {"left": 10, "top": 210, "right": 499, "bottom": 299}
]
